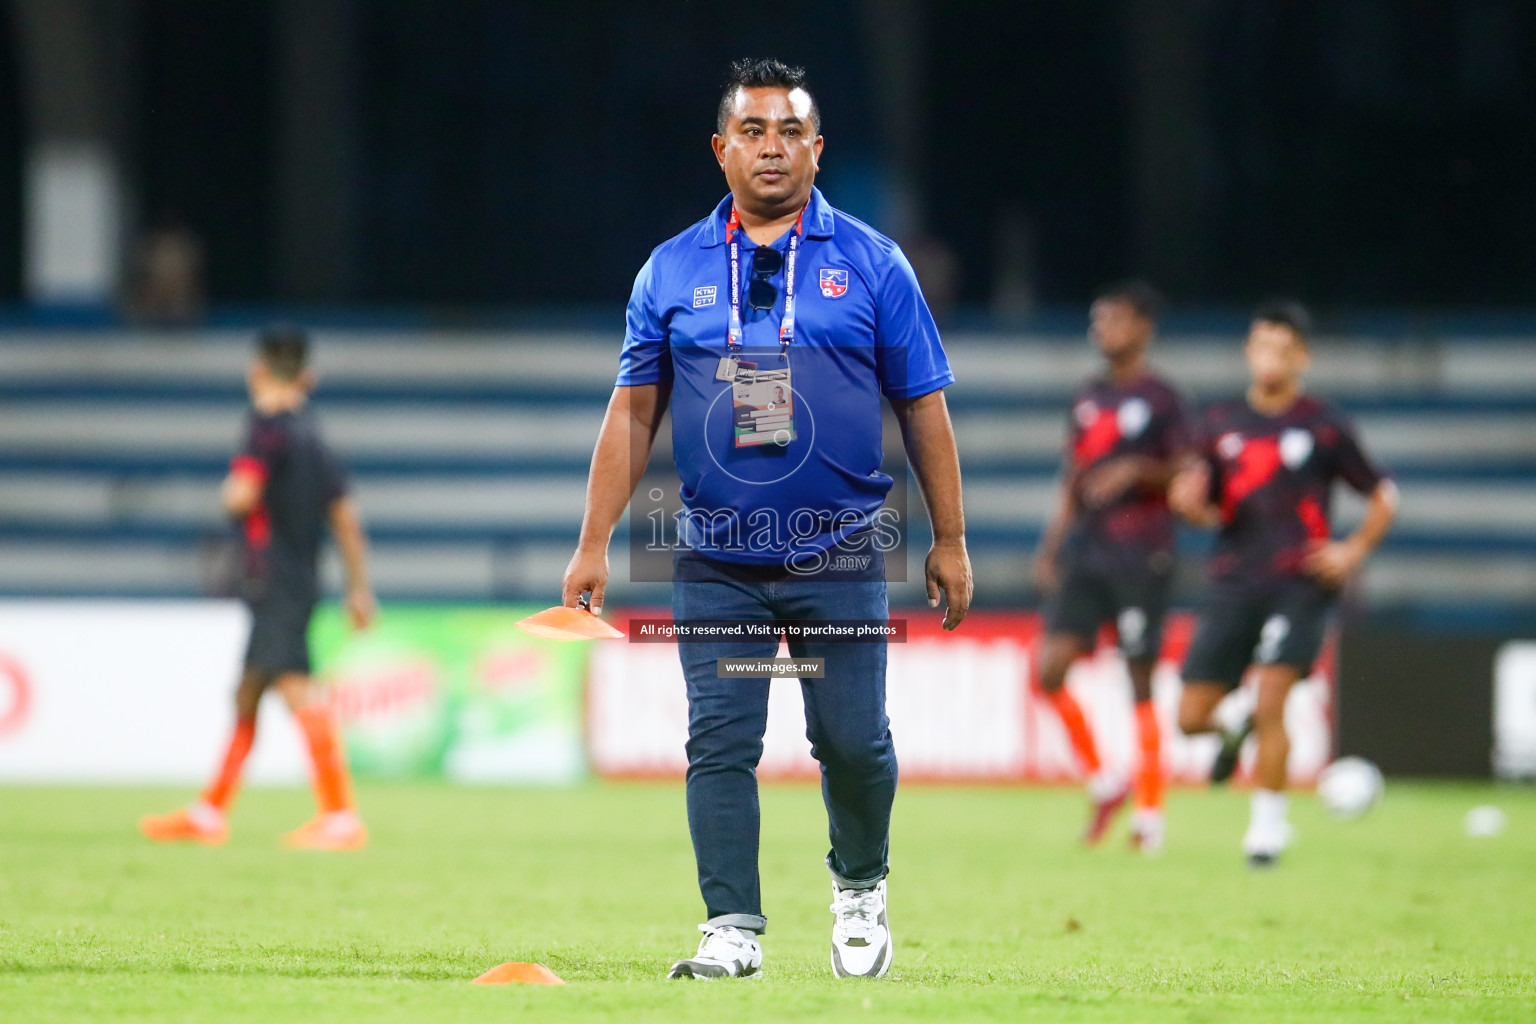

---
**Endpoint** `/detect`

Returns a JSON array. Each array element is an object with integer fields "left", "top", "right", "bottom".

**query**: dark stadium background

[{"left": 0, "top": 1, "right": 1532, "bottom": 311}]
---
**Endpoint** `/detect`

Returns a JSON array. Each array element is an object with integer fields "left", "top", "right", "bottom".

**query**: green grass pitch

[{"left": 2, "top": 782, "right": 1533, "bottom": 1022}]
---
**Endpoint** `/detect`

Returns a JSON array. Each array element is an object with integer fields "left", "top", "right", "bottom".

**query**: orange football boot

[
  {"left": 139, "top": 807, "right": 229, "bottom": 846},
  {"left": 280, "top": 813, "right": 367, "bottom": 851}
]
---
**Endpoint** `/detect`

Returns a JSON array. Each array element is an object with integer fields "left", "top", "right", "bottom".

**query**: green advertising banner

[{"left": 310, "top": 605, "right": 588, "bottom": 784}]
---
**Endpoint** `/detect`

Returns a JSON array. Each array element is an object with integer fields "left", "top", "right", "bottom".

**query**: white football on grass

[
  {"left": 1464, "top": 805, "right": 1506, "bottom": 838},
  {"left": 1317, "top": 757, "right": 1384, "bottom": 820}
]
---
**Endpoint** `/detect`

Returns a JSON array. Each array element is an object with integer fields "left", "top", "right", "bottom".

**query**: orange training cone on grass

[
  {"left": 515, "top": 605, "right": 625, "bottom": 641},
  {"left": 472, "top": 962, "right": 566, "bottom": 986}
]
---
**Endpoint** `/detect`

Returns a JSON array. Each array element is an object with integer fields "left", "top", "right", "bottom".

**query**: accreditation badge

[{"left": 731, "top": 363, "right": 795, "bottom": 448}]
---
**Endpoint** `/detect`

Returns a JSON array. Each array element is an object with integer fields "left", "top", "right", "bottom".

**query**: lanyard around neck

[{"left": 725, "top": 205, "right": 803, "bottom": 353}]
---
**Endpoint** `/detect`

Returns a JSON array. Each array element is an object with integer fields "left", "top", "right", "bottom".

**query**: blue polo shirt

[{"left": 617, "top": 187, "right": 954, "bottom": 565}]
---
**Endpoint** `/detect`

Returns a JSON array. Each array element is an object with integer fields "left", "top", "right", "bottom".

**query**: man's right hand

[
  {"left": 1032, "top": 549, "right": 1060, "bottom": 593},
  {"left": 562, "top": 547, "right": 610, "bottom": 613},
  {"left": 1169, "top": 463, "right": 1219, "bottom": 527},
  {"left": 345, "top": 585, "right": 378, "bottom": 631}
]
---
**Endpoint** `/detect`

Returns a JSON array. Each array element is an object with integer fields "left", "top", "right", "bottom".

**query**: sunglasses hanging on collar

[{"left": 724, "top": 206, "right": 803, "bottom": 353}]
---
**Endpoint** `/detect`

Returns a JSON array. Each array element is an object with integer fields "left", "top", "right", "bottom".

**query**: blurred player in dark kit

[
  {"left": 1170, "top": 301, "right": 1397, "bottom": 867},
  {"left": 140, "top": 326, "right": 376, "bottom": 850},
  {"left": 1034, "top": 281, "right": 1191, "bottom": 852}
]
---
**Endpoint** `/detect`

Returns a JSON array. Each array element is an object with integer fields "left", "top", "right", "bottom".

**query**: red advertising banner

[{"left": 588, "top": 609, "right": 1335, "bottom": 786}]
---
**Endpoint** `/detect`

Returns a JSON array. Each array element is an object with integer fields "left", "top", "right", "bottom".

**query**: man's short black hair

[
  {"left": 716, "top": 58, "right": 820, "bottom": 136},
  {"left": 1252, "top": 298, "right": 1312, "bottom": 342},
  {"left": 1094, "top": 279, "right": 1163, "bottom": 322},
  {"left": 258, "top": 324, "right": 309, "bottom": 381}
]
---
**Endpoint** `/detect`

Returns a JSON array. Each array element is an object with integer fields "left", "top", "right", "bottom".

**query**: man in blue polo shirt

[{"left": 562, "top": 58, "right": 970, "bottom": 981}]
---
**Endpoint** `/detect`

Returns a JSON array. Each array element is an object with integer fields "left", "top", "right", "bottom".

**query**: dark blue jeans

[{"left": 672, "top": 553, "right": 897, "bottom": 934}]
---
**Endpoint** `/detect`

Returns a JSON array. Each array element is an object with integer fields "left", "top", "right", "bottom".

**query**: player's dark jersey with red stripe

[
  {"left": 233, "top": 407, "right": 348, "bottom": 599},
  {"left": 1063, "top": 373, "right": 1191, "bottom": 562},
  {"left": 1197, "top": 395, "right": 1387, "bottom": 585}
]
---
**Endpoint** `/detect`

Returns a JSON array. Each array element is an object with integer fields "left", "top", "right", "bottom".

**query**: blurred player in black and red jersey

[
  {"left": 1170, "top": 301, "right": 1397, "bottom": 868},
  {"left": 140, "top": 326, "right": 376, "bottom": 850},
  {"left": 1034, "top": 281, "right": 1192, "bottom": 852}
]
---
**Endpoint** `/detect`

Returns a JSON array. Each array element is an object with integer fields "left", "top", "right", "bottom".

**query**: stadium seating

[{"left": 1, "top": 330, "right": 1532, "bottom": 615}]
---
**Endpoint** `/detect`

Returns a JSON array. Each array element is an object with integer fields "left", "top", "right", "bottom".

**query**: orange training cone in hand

[
  {"left": 472, "top": 962, "right": 567, "bottom": 986},
  {"left": 515, "top": 605, "right": 625, "bottom": 641}
]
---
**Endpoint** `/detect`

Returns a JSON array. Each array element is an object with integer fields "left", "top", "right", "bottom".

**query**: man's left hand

[
  {"left": 345, "top": 586, "right": 378, "bottom": 631},
  {"left": 925, "top": 539, "right": 973, "bottom": 631}
]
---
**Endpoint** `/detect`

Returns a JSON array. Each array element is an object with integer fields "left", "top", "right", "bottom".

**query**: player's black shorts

[
  {"left": 1042, "top": 549, "right": 1172, "bottom": 661},
  {"left": 243, "top": 591, "right": 317, "bottom": 676},
  {"left": 1181, "top": 577, "right": 1332, "bottom": 690}
]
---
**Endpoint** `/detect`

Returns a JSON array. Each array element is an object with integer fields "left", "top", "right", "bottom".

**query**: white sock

[
  {"left": 1213, "top": 690, "right": 1256, "bottom": 734},
  {"left": 1088, "top": 769, "right": 1128, "bottom": 802},
  {"left": 187, "top": 800, "right": 224, "bottom": 828},
  {"left": 1250, "top": 788, "right": 1288, "bottom": 832}
]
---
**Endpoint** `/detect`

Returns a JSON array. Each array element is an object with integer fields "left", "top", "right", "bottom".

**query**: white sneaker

[
  {"left": 1083, "top": 771, "right": 1132, "bottom": 845},
  {"left": 1243, "top": 789, "right": 1293, "bottom": 868},
  {"left": 666, "top": 924, "right": 762, "bottom": 980},
  {"left": 830, "top": 880, "right": 892, "bottom": 978},
  {"left": 1128, "top": 809, "right": 1166, "bottom": 854},
  {"left": 1242, "top": 819, "right": 1294, "bottom": 868}
]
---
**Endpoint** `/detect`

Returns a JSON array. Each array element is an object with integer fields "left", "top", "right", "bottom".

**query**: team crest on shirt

[
  {"left": 1217, "top": 432, "right": 1245, "bottom": 460},
  {"left": 693, "top": 285, "right": 717, "bottom": 308},
  {"left": 819, "top": 268, "right": 849, "bottom": 298},
  {"left": 1280, "top": 428, "right": 1314, "bottom": 469},
  {"left": 1074, "top": 400, "right": 1099, "bottom": 427},
  {"left": 1117, "top": 397, "right": 1152, "bottom": 439}
]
